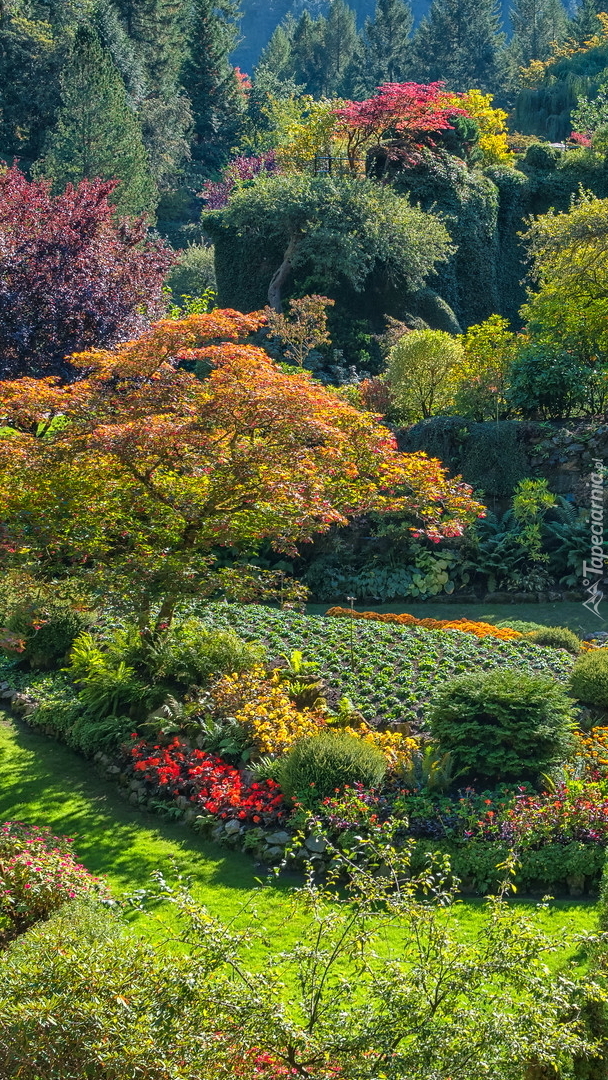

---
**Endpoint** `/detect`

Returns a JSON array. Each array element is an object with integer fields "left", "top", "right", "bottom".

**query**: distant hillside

[{"left": 233, "top": 0, "right": 513, "bottom": 75}]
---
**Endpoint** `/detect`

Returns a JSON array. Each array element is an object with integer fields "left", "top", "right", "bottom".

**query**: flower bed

[
  {"left": 128, "top": 736, "right": 287, "bottom": 826},
  {"left": 0, "top": 821, "right": 109, "bottom": 942},
  {"left": 326, "top": 606, "right": 524, "bottom": 641},
  {"left": 195, "top": 604, "right": 574, "bottom": 726}
]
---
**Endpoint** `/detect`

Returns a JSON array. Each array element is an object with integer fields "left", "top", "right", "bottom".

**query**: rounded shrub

[
  {"left": 428, "top": 669, "right": 576, "bottom": 786},
  {"left": 280, "top": 732, "right": 387, "bottom": 802},
  {"left": 165, "top": 242, "right": 216, "bottom": 303},
  {"left": 527, "top": 626, "right": 580, "bottom": 655},
  {"left": 495, "top": 620, "right": 548, "bottom": 633},
  {"left": 569, "top": 651, "right": 608, "bottom": 709},
  {"left": 5, "top": 600, "right": 92, "bottom": 670}
]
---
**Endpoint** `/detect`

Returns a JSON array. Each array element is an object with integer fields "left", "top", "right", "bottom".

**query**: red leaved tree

[
  {"left": 333, "top": 82, "right": 467, "bottom": 171},
  {"left": 0, "top": 309, "right": 483, "bottom": 628},
  {"left": 0, "top": 166, "right": 173, "bottom": 380}
]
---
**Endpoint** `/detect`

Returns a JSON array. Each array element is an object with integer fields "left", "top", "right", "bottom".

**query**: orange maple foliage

[
  {"left": 0, "top": 310, "right": 483, "bottom": 627},
  {"left": 326, "top": 607, "right": 523, "bottom": 642}
]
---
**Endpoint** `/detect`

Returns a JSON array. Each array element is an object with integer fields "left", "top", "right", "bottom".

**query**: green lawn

[
  {"left": 307, "top": 599, "right": 601, "bottom": 635},
  {"left": 0, "top": 715, "right": 599, "bottom": 967}
]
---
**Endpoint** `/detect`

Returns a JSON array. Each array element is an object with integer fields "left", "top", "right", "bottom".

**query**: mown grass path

[{"left": 0, "top": 714, "right": 599, "bottom": 967}]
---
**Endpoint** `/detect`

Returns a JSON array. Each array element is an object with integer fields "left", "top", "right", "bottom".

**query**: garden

[{"left": 6, "top": 3, "right": 608, "bottom": 1069}]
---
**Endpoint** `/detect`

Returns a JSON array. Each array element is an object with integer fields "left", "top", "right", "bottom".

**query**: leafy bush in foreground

[
  {"left": 428, "top": 670, "right": 576, "bottom": 786},
  {"left": 0, "top": 850, "right": 599, "bottom": 1080}
]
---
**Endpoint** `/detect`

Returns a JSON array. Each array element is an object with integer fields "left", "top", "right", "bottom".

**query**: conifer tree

[
  {"left": 290, "top": 9, "right": 326, "bottom": 96},
  {"left": 37, "top": 25, "right": 157, "bottom": 217},
  {"left": 257, "top": 17, "right": 295, "bottom": 82},
  {"left": 112, "top": 0, "right": 192, "bottom": 191},
  {"left": 182, "top": 0, "right": 245, "bottom": 173},
  {"left": 509, "top": 0, "right": 568, "bottom": 64},
  {"left": 410, "top": 0, "right": 505, "bottom": 92},
  {"left": 362, "top": 0, "right": 413, "bottom": 92},
  {"left": 320, "top": 0, "right": 362, "bottom": 96},
  {"left": 117, "top": 0, "right": 188, "bottom": 93},
  {"left": 569, "top": 0, "right": 604, "bottom": 45}
]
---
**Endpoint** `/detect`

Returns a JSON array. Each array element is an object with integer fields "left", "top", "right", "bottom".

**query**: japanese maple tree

[
  {"left": 0, "top": 308, "right": 482, "bottom": 627},
  {"left": 333, "top": 82, "right": 467, "bottom": 170},
  {"left": 0, "top": 166, "right": 173, "bottom": 379}
]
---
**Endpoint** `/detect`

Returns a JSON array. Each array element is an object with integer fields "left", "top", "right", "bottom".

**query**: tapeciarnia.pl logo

[{"left": 582, "top": 459, "right": 606, "bottom": 619}]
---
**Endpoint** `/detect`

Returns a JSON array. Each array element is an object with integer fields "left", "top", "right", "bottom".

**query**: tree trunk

[{"left": 268, "top": 235, "right": 298, "bottom": 312}]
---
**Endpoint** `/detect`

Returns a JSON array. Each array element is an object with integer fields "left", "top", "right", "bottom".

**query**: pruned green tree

[
  {"left": 37, "top": 25, "right": 158, "bottom": 218},
  {"left": 203, "top": 173, "right": 453, "bottom": 312},
  {"left": 410, "top": 0, "right": 505, "bottom": 92}
]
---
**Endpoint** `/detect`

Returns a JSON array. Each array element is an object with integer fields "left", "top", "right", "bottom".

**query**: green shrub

[
  {"left": 165, "top": 242, "right": 216, "bottom": 304},
  {"left": 385, "top": 328, "right": 464, "bottom": 422},
  {"left": 527, "top": 626, "right": 581, "bottom": 655},
  {"left": 280, "top": 732, "right": 386, "bottom": 802},
  {"left": 570, "top": 652, "right": 608, "bottom": 709},
  {"left": 428, "top": 670, "right": 576, "bottom": 786},
  {"left": 5, "top": 600, "right": 92, "bottom": 670},
  {"left": 159, "top": 620, "right": 265, "bottom": 687},
  {"left": 411, "top": 839, "right": 605, "bottom": 895},
  {"left": 0, "top": 901, "right": 216, "bottom": 1079},
  {"left": 68, "top": 633, "right": 155, "bottom": 721},
  {"left": 522, "top": 143, "right": 560, "bottom": 170},
  {"left": 495, "top": 620, "right": 549, "bottom": 633},
  {"left": 507, "top": 343, "right": 591, "bottom": 419}
]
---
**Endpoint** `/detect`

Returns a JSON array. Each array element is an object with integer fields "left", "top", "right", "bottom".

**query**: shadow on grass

[{"left": 0, "top": 717, "right": 296, "bottom": 906}]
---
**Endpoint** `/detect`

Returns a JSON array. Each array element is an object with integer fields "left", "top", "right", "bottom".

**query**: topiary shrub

[
  {"left": 280, "top": 733, "right": 387, "bottom": 802},
  {"left": 527, "top": 626, "right": 581, "bottom": 655},
  {"left": 428, "top": 670, "right": 576, "bottom": 786},
  {"left": 570, "top": 652, "right": 608, "bottom": 709}
]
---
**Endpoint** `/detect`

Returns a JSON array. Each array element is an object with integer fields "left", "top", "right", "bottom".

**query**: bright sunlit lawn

[{"left": 0, "top": 714, "right": 599, "bottom": 972}]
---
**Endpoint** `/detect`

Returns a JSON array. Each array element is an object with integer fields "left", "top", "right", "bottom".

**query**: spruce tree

[
  {"left": 112, "top": 0, "right": 192, "bottom": 191},
  {"left": 290, "top": 9, "right": 326, "bottom": 96},
  {"left": 37, "top": 25, "right": 157, "bottom": 217},
  {"left": 320, "top": 0, "right": 362, "bottom": 96},
  {"left": 182, "top": 0, "right": 244, "bottom": 173},
  {"left": 509, "top": 0, "right": 568, "bottom": 64},
  {"left": 411, "top": 0, "right": 505, "bottom": 92},
  {"left": 569, "top": 0, "right": 604, "bottom": 45},
  {"left": 362, "top": 0, "right": 414, "bottom": 91},
  {"left": 117, "top": 0, "right": 188, "bottom": 93}
]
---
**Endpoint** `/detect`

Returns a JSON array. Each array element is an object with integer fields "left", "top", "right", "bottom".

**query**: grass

[
  {"left": 0, "top": 713, "right": 598, "bottom": 970},
  {"left": 307, "top": 600, "right": 602, "bottom": 635}
]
